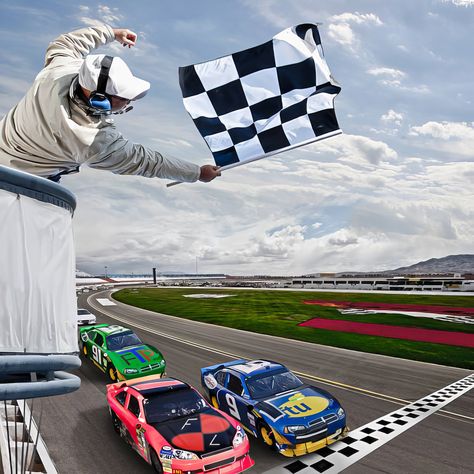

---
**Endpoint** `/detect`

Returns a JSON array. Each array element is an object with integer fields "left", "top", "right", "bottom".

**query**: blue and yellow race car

[{"left": 200, "top": 359, "right": 348, "bottom": 457}]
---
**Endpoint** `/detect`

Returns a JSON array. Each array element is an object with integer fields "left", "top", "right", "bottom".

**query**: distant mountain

[{"left": 391, "top": 254, "right": 474, "bottom": 274}]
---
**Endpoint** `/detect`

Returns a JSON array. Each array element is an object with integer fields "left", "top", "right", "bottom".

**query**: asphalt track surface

[{"left": 38, "top": 290, "right": 474, "bottom": 474}]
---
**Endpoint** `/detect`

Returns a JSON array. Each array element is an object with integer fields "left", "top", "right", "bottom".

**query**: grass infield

[{"left": 112, "top": 288, "right": 474, "bottom": 369}]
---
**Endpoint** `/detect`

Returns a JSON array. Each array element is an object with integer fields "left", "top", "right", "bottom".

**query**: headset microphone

[{"left": 115, "top": 105, "right": 134, "bottom": 115}]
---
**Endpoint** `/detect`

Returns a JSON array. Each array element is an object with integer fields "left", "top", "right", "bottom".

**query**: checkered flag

[{"left": 179, "top": 23, "right": 342, "bottom": 170}]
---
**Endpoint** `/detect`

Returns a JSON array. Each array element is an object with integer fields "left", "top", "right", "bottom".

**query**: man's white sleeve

[
  {"left": 44, "top": 24, "right": 115, "bottom": 66},
  {"left": 86, "top": 131, "right": 201, "bottom": 183}
]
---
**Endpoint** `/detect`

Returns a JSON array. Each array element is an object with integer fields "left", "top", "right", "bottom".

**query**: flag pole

[{"left": 165, "top": 129, "right": 342, "bottom": 188}]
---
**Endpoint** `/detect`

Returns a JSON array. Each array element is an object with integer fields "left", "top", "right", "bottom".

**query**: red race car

[{"left": 106, "top": 375, "right": 254, "bottom": 473}]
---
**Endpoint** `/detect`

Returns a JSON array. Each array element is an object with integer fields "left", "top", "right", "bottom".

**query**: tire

[
  {"left": 258, "top": 422, "right": 275, "bottom": 449},
  {"left": 110, "top": 410, "right": 121, "bottom": 435},
  {"left": 150, "top": 449, "right": 163, "bottom": 474},
  {"left": 108, "top": 365, "right": 118, "bottom": 382}
]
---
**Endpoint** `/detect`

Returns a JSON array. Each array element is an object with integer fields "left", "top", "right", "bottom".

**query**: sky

[{"left": 1, "top": 0, "right": 473, "bottom": 276}]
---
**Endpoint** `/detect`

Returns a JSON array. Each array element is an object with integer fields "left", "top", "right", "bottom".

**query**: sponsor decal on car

[
  {"left": 160, "top": 445, "right": 173, "bottom": 460},
  {"left": 276, "top": 392, "right": 329, "bottom": 418},
  {"left": 117, "top": 346, "right": 156, "bottom": 365},
  {"left": 204, "top": 373, "right": 218, "bottom": 389}
]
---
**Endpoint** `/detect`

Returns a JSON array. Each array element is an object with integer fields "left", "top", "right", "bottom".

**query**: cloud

[
  {"left": 77, "top": 4, "right": 123, "bottom": 26},
  {"left": 367, "top": 67, "right": 430, "bottom": 94},
  {"left": 327, "top": 11, "right": 383, "bottom": 48},
  {"left": 381, "top": 109, "right": 403, "bottom": 126},
  {"left": 408, "top": 121, "right": 474, "bottom": 158},
  {"left": 445, "top": 0, "right": 474, "bottom": 6},
  {"left": 314, "top": 134, "right": 398, "bottom": 165},
  {"left": 367, "top": 67, "right": 406, "bottom": 79},
  {"left": 330, "top": 12, "right": 383, "bottom": 25},
  {"left": 409, "top": 121, "right": 474, "bottom": 140},
  {"left": 327, "top": 23, "right": 355, "bottom": 46},
  {"left": 328, "top": 232, "right": 359, "bottom": 246}
]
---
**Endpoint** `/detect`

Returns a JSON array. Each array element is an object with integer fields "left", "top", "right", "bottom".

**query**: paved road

[{"left": 39, "top": 290, "right": 474, "bottom": 473}]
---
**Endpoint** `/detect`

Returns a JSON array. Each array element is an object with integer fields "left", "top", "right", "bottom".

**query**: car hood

[
  {"left": 151, "top": 408, "right": 235, "bottom": 454},
  {"left": 112, "top": 345, "right": 164, "bottom": 369},
  {"left": 258, "top": 386, "right": 336, "bottom": 422}
]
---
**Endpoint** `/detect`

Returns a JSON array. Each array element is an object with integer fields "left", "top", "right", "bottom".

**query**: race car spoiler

[
  {"left": 200, "top": 359, "right": 248, "bottom": 379},
  {"left": 106, "top": 373, "right": 167, "bottom": 393},
  {"left": 78, "top": 323, "right": 109, "bottom": 332}
]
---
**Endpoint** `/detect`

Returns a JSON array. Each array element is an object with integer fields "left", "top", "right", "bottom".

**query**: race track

[{"left": 38, "top": 290, "right": 474, "bottom": 473}]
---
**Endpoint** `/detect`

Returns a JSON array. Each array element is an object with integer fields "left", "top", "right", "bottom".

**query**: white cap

[{"left": 78, "top": 54, "right": 150, "bottom": 100}]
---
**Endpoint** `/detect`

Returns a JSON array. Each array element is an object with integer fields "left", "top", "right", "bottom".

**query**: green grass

[{"left": 112, "top": 288, "right": 474, "bottom": 369}]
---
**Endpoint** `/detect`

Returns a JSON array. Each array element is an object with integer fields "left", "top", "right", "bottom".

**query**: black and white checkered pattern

[
  {"left": 264, "top": 373, "right": 474, "bottom": 473},
  {"left": 179, "top": 24, "right": 341, "bottom": 168}
]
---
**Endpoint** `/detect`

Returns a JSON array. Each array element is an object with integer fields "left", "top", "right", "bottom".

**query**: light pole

[{"left": 104, "top": 265, "right": 108, "bottom": 278}]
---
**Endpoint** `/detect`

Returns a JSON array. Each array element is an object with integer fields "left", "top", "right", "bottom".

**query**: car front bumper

[
  {"left": 159, "top": 442, "right": 253, "bottom": 474},
  {"left": 117, "top": 367, "right": 166, "bottom": 381},
  {"left": 274, "top": 426, "right": 349, "bottom": 457},
  {"left": 77, "top": 319, "right": 96, "bottom": 326}
]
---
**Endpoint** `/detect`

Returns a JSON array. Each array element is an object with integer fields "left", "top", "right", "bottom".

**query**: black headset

[{"left": 88, "top": 55, "right": 113, "bottom": 114}]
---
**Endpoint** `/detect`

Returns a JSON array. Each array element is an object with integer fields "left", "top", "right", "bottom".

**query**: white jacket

[{"left": 0, "top": 25, "right": 200, "bottom": 182}]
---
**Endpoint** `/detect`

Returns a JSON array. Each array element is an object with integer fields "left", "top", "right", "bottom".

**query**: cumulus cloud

[
  {"left": 409, "top": 121, "right": 474, "bottom": 140},
  {"left": 367, "top": 67, "right": 430, "bottom": 93},
  {"left": 328, "top": 11, "right": 382, "bottom": 48},
  {"left": 407, "top": 122, "right": 474, "bottom": 158},
  {"left": 381, "top": 109, "right": 403, "bottom": 126},
  {"left": 327, "top": 23, "right": 354, "bottom": 46},
  {"left": 314, "top": 134, "right": 398, "bottom": 165}
]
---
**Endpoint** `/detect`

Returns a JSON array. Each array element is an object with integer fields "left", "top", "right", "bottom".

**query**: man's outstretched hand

[
  {"left": 199, "top": 165, "right": 221, "bottom": 183},
  {"left": 113, "top": 28, "right": 137, "bottom": 48}
]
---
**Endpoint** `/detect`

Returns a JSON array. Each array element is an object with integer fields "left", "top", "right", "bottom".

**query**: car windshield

[
  {"left": 144, "top": 388, "right": 207, "bottom": 423},
  {"left": 78, "top": 309, "right": 91, "bottom": 315},
  {"left": 246, "top": 370, "right": 303, "bottom": 399},
  {"left": 106, "top": 331, "right": 142, "bottom": 350}
]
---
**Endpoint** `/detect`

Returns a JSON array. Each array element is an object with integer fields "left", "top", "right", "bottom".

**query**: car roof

[
  {"left": 228, "top": 359, "right": 286, "bottom": 377},
  {"left": 94, "top": 325, "right": 132, "bottom": 336},
  {"left": 129, "top": 377, "right": 190, "bottom": 396}
]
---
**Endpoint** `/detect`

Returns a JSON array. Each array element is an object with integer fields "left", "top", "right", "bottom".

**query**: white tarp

[{"left": 0, "top": 188, "right": 77, "bottom": 353}]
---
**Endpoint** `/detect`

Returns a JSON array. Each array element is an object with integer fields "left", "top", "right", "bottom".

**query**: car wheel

[
  {"left": 210, "top": 395, "right": 219, "bottom": 409},
  {"left": 108, "top": 365, "right": 118, "bottom": 382},
  {"left": 150, "top": 449, "right": 163, "bottom": 474},
  {"left": 110, "top": 411, "right": 121, "bottom": 435},
  {"left": 258, "top": 422, "right": 275, "bottom": 448}
]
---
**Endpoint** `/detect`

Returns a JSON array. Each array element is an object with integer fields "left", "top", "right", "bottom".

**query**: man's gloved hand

[
  {"left": 113, "top": 28, "right": 137, "bottom": 48},
  {"left": 199, "top": 165, "right": 221, "bottom": 183}
]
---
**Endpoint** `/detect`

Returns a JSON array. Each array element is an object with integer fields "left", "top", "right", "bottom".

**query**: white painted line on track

[
  {"left": 96, "top": 298, "right": 117, "bottom": 306},
  {"left": 264, "top": 373, "right": 474, "bottom": 473},
  {"left": 87, "top": 294, "right": 474, "bottom": 423}
]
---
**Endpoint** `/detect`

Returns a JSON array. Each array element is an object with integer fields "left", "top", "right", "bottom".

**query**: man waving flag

[{"left": 179, "top": 23, "right": 341, "bottom": 171}]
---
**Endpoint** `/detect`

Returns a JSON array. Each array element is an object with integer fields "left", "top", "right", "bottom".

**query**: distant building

[{"left": 291, "top": 273, "right": 474, "bottom": 292}]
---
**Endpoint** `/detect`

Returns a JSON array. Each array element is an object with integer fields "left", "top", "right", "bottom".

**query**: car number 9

[{"left": 225, "top": 393, "right": 240, "bottom": 420}]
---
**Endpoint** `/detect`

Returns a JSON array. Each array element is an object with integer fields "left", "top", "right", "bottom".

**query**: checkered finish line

[
  {"left": 179, "top": 23, "right": 341, "bottom": 169},
  {"left": 264, "top": 373, "right": 474, "bottom": 474}
]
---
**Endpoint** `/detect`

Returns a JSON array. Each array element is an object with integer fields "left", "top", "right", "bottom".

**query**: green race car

[{"left": 78, "top": 324, "right": 166, "bottom": 382}]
